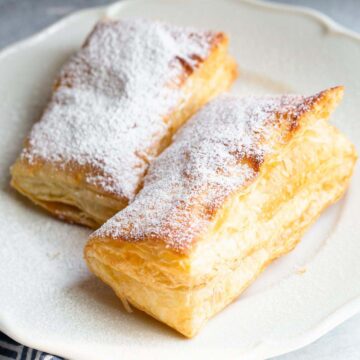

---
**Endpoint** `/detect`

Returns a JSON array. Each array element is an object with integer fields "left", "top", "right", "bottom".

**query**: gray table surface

[{"left": 0, "top": 0, "right": 359, "bottom": 359}]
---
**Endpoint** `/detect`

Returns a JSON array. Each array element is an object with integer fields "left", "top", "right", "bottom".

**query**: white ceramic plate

[{"left": 1, "top": 0, "right": 360, "bottom": 359}]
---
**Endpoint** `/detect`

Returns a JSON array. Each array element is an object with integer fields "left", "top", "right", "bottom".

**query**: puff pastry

[
  {"left": 10, "top": 18, "right": 237, "bottom": 227},
  {"left": 85, "top": 86, "right": 356, "bottom": 337}
]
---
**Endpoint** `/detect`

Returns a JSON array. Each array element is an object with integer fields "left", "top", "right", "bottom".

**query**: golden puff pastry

[
  {"left": 10, "top": 18, "right": 237, "bottom": 228},
  {"left": 85, "top": 86, "right": 357, "bottom": 338}
]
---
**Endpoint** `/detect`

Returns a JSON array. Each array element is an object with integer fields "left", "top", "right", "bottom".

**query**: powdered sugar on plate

[
  {"left": 95, "top": 93, "right": 316, "bottom": 251},
  {"left": 21, "top": 18, "right": 216, "bottom": 201}
]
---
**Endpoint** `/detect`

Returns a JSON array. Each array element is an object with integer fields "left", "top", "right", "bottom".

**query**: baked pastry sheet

[
  {"left": 11, "top": 19, "right": 237, "bottom": 227},
  {"left": 85, "top": 87, "right": 356, "bottom": 337}
]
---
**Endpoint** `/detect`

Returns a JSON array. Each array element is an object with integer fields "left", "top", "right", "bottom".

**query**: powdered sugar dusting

[
  {"left": 21, "top": 18, "right": 216, "bottom": 200},
  {"left": 95, "top": 93, "right": 316, "bottom": 251}
]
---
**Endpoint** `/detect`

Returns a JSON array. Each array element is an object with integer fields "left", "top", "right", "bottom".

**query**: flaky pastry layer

[
  {"left": 85, "top": 87, "right": 356, "bottom": 337},
  {"left": 10, "top": 19, "right": 237, "bottom": 227}
]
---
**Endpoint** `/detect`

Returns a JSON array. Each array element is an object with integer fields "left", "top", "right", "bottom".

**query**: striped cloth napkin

[{"left": 0, "top": 332, "right": 62, "bottom": 360}]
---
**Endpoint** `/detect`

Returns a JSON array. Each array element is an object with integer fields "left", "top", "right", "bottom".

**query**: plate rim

[{"left": 1, "top": 0, "right": 360, "bottom": 358}]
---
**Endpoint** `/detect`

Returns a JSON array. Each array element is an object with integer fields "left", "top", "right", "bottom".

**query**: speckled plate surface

[{"left": 1, "top": 0, "right": 360, "bottom": 359}]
